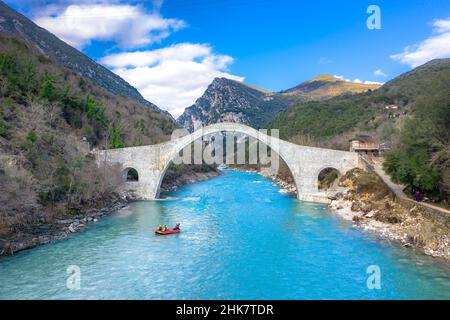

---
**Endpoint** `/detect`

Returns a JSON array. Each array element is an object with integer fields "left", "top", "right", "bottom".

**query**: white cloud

[
  {"left": 333, "top": 75, "right": 351, "bottom": 82},
  {"left": 333, "top": 75, "right": 382, "bottom": 85},
  {"left": 101, "top": 43, "right": 244, "bottom": 117},
  {"left": 391, "top": 17, "right": 450, "bottom": 68},
  {"left": 434, "top": 18, "right": 450, "bottom": 33},
  {"left": 374, "top": 69, "right": 387, "bottom": 77},
  {"left": 363, "top": 80, "right": 383, "bottom": 85},
  {"left": 101, "top": 43, "right": 211, "bottom": 68},
  {"left": 33, "top": 2, "right": 185, "bottom": 49}
]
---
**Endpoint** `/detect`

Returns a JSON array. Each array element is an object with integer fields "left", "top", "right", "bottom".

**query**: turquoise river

[{"left": 1, "top": 170, "right": 449, "bottom": 299}]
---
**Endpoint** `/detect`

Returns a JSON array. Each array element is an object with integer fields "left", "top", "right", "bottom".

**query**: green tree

[
  {"left": 85, "top": 96, "right": 105, "bottom": 124},
  {"left": 39, "top": 72, "right": 57, "bottom": 101},
  {"left": 384, "top": 100, "right": 450, "bottom": 198},
  {"left": 0, "top": 118, "right": 8, "bottom": 138},
  {"left": 108, "top": 123, "right": 124, "bottom": 149},
  {"left": 84, "top": 96, "right": 106, "bottom": 143}
]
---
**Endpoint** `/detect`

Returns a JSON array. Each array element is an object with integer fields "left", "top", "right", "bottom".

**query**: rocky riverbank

[
  {"left": 260, "top": 169, "right": 297, "bottom": 195},
  {"left": 0, "top": 197, "right": 128, "bottom": 256},
  {"left": 328, "top": 169, "right": 450, "bottom": 261}
]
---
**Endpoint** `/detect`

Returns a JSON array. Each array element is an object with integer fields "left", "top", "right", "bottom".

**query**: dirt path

[{"left": 365, "top": 157, "right": 450, "bottom": 215}]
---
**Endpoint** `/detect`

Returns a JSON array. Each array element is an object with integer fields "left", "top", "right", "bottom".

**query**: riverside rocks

[
  {"left": 0, "top": 199, "right": 128, "bottom": 256},
  {"left": 328, "top": 178, "right": 450, "bottom": 261},
  {"left": 230, "top": 167, "right": 297, "bottom": 195},
  {"left": 272, "top": 177, "right": 297, "bottom": 195}
]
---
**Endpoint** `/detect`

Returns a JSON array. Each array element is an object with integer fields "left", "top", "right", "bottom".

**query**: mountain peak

[
  {"left": 177, "top": 77, "right": 285, "bottom": 131},
  {"left": 309, "top": 74, "right": 341, "bottom": 82},
  {"left": 209, "top": 77, "right": 241, "bottom": 88},
  {"left": 209, "top": 77, "right": 271, "bottom": 95},
  {"left": 211, "top": 77, "right": 232, "bottom": 84},
  {"left": 282, "top": 74, "right": 381, "bottom": 98}
]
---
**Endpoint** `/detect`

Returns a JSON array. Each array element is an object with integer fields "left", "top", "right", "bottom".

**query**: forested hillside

[
  {"left": 382, "top": 61, "right": 450, "bottom": 200},
  {"left": 268, "top": 59, "right": 450, "bottom": 144},
  {"left": 268, "top": 59, "right": 450, "bottom": 201},
  {"left": 0, "top": 1, "right": 166, "bottom": 114},
  {"left": 0, "top": 37, "right": 177, "bottom": 243}
]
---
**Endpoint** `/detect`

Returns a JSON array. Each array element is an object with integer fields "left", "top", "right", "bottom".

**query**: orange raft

[{"left": 155, "top": 228, "right": 181, "bottom": 235}]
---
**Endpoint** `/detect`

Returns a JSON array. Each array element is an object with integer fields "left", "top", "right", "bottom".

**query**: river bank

[
  {"left": 0, "top": 197, "right": 128, "bottom": 256},
  {"left": 328, "top": 169, "right": 450, "bottom": 261},
  {"left": 328, "top": 194, "right": 450, "bottom": 261}
]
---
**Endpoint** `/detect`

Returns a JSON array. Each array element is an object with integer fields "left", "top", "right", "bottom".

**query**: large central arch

[
  {"left": 155, "top": 123, "right": 297, "bottom": 198},
  {"left": 94, "top": 122, "right": 359, "bottom": 203}
]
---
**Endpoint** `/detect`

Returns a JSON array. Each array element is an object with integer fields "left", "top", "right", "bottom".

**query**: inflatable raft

[{"left": 155, "top": 228, "right": 181, "bottom": 235}]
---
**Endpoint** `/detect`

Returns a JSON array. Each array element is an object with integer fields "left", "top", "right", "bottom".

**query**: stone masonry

[{"left": 94, "top": 123, "right": 359, "bottom": 203}]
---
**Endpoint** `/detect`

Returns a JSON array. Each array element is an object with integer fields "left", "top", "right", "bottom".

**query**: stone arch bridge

[{"left": 94, "top": 123, "right": 359, "bottom": 203}]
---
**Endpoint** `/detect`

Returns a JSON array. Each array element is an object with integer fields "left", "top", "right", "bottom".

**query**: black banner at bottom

[{"left": 1, "top": 300, "right": 448, "bottom": 318}]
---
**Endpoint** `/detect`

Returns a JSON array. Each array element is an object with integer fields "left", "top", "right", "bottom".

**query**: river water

[{"left": 1, "top": 170, "right": 449, "bottom": 299}]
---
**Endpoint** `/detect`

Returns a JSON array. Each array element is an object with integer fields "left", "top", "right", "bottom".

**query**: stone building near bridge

[{"left": 349, "top": 135, "right": 380, "bottom": 160}]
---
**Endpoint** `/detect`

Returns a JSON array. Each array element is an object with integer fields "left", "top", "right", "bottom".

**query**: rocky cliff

[{"left": 177, "top": 77, "right": 290, "bottom": 131}]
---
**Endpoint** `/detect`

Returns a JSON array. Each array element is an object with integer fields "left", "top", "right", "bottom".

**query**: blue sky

[{"left": 6, "top": 0, "right": 450, "bottom": 116}]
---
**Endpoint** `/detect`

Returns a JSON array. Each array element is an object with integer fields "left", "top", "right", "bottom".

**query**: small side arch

[
  {"left": 123, "top": 167, "right": 139, "bottom": 182},
  {"left": 317, "top": 167, "right": 341, "bottom": 191}
]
